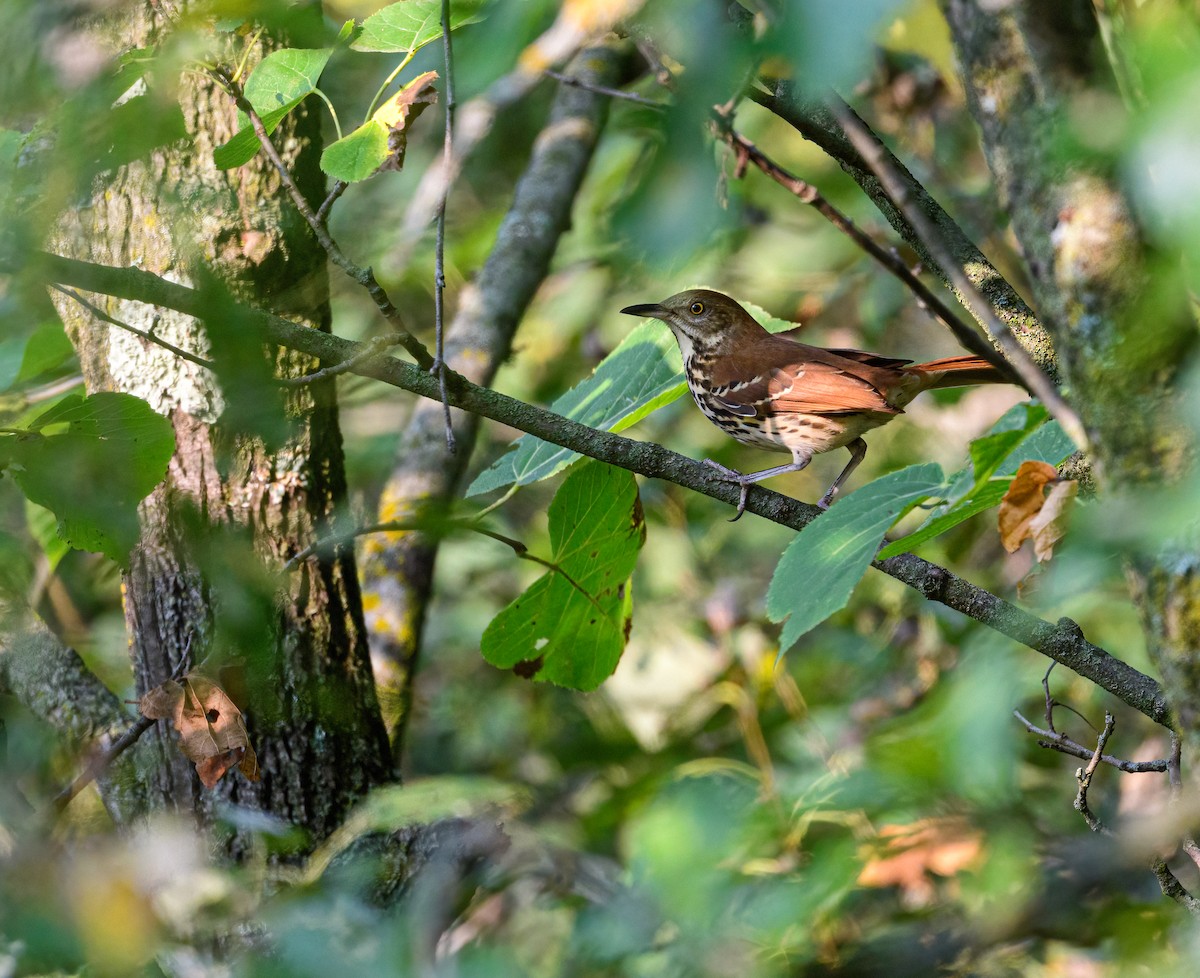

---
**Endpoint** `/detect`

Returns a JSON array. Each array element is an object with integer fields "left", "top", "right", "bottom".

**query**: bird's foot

[
  {"left": 816, "top": 488, "right": 837, "bottom": 510},
  {"left": 702, "top": 459, "right": 752, "bottom": 521}
]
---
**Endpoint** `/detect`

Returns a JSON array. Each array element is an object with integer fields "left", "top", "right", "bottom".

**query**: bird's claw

[{"left": 702, "top": 459, "right": 751, "bottom": 520}]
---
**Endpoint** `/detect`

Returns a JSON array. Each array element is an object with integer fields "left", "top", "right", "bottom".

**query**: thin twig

[
  {"left": 208, "top": 66, "right": 434, "bottom": 370},
  {"left": 53, "top": 286, "right": 216, "bottom": 371},
  {"left": 285, "top": 518, "right": 600, "bottom": 609},
  {"left": 1013, "top": 710, "right": 1166, "bottom": 773},
  {"left": 1073, "top": 711, "right": 1114, "bottom": 832},
  {"left": 51, "top": 715, "right": 156, "bottom": 814},
  {"left": 713, "top": 120, "right": 1014, "bottom": 378},
  {"left": 433, "top": 0, "right": 458, "bottom": 454},
  {"left": 316, "top": 179, "right": 348, "bottom": 226},
  {"left": 1042, "top": 662, "right": 1058, "bottom": 730},
  {"left": 1151, "top": 733, "right": 1200, "bottom": 914},
  {"left": 278, "top": 333, "right": 404, "bottom": 387},
  {"left": 831, "top": 103, "right": 1089, "bottom": 450},
  {"left": 544, "top": 68, "right": 666, "bottom": 107}
]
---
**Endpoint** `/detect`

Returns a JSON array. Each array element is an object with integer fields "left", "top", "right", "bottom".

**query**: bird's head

[{"left": 620, "top": 289, "right": 764, "bottom": 359}]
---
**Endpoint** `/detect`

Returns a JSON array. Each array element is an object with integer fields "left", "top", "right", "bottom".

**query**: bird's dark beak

[{"left": 620, "top": 302, "right": 666, "bottom": 319}]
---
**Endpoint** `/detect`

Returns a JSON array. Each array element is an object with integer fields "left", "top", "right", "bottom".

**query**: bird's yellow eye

[{"left": 689, "top": 301, "right": 705, "bottom": 315}]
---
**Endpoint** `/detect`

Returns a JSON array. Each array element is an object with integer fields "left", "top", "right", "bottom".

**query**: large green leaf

[
  {"left": 214, "top": 47, "right": 334, "bottom": 169},
  {"left": 467, "top": 300, "right": 799, "bottom": 497},
  {"left": 352, "top": 0, "right": 487, "bottom": 53},
  {"left": 481, "top": 461, "right": 645, "bottom": 691},
  {"left": 2, "top": 393, "right": 175, "bottom": 565},
  {"left": 767, "top": 463, "right": 946, "bottom": 651},
  {"left": 468, "top": 322, "right": 684, "bottom": 495}
]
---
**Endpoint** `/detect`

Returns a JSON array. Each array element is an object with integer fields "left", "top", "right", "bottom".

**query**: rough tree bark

[
  {"left": 940, "top": 0, "right": 1200, "bottom": 751},
  {"left": 50, "top": 3, "right": 390, "bottom": 842}
]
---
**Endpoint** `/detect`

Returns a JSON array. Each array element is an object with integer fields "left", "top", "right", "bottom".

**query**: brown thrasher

[{"left": 620, "top": 289, "right": 1010, "bottom": 519}]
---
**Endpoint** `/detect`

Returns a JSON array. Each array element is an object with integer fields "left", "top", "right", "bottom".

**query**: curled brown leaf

[
  {"left": 137, "top": 672, "right": 260, "bottom": 788},
  {"left": 999, "top": 460, "right": 1077, "bottom": 562}
]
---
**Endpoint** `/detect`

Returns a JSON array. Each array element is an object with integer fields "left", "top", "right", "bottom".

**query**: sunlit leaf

[
  {"left": 481, "top": 461, "right": 645, "bottom": 690},
  {"left": 320, "top": 119, "right": 390, "bottom": 182},
  {"left": 352, "top": 0, "right": 487, "bottom": 54},
  {"left": 214, "top": 47, "right": 334, "bottom": 169},
  {"left": 2, "top": 392, "right": 174, "bottom": 565},
  {"left": 768, "top": 463, "right": 945, "bottom": 650}
]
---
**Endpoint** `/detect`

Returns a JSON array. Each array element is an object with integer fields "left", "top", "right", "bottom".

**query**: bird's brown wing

[{"left": 706, "top": 336, "right": 902, "bottom": 418}]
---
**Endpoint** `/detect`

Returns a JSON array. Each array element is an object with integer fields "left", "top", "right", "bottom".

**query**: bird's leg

[
  {"left": 817, "top": 438, "right": 868, "bottom": 510},
  {"left": 703, "top": 450, "right": 813, "bottom": 521}
]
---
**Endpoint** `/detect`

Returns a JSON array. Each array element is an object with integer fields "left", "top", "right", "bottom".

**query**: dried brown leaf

[
  {"left": 136, "top": 671, "right": 259, "bottom": 787},
  {"left": 998, "top": 460, "right": 1058, "bottom": 553},
  {"left": 858, "top": 819, "right": 984, "bottom": 907},
  {"left": 999, "top": 461, "right": 1076, "bottom": 562},
  {"left": 137, "top": 679, "right": 185, "bottom": 720},
  {"left": 1029, "top": 479, "right": 1078, "bottom": 561}
]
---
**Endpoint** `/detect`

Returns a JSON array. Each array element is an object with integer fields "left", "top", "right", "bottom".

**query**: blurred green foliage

[{"left": 2, "top": 0, "right": 1200, "bottom": 975}]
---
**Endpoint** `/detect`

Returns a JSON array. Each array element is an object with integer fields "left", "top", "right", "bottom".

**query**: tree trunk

[
  {"left": 941, "top": 0, "right": 1200, "bottom": 754},
  {"left": 51, "top": 2, "right": 390, "bottom": 845}
]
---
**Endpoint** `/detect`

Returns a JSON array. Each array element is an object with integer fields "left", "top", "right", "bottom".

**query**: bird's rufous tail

[{"left": 912, "top": 355, "right": 1009, "bottom": 389}]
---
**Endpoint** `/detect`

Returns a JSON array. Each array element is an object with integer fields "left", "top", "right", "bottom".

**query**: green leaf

[
  {"left": 467, "top": 321, "right": 684, "bottom": 496},
  {"left": 767, "top": 463, "right": 946, "bottom": 650},
  {"left": 319, "top": 119, "right": 389, "bottom": 182},
  {"left": 481, "top": 462, "right": 646, "bottom": 691},
  {"left": 5, "top": 393, "right": 175, "bottom": 565},
  {"left": 18, "top": 321, "right": 74, "bottom": 382},
  {"left": 24, "top": 501, "right": 69, "bottom": 573},
  {"left": 352, "top": 0, "right": 487, "bottom": 54},
  {"left": 239, "top": 47, "right": 333, "bottom": 126},
  {"left": 213, "top": 47, "right": 333, "bottom": 169},
  {"left": 466, "top": 299, "right": 799, "bottom": 497}
]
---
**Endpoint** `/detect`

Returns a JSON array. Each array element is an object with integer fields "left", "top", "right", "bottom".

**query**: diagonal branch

[
  {"left": 832, "top": 103, "right": 1089, "bottom": 449},
  {"left": 712, "top": 120, "right": 1018, "bottom": 381},
  {"left": 24, "top": 250, "right": 1170, "bottom": 728},
  {"left": 751, "top": 86, "right": 1060, "bottom": 376}
]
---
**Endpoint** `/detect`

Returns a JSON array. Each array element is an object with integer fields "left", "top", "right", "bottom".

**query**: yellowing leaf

[{"left": 373, "top": 70, "right": 439, "bottom": 172}]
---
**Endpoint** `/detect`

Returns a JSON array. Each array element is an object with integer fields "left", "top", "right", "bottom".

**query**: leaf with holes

[
  {"left": 139, "top": 672, "right": 259, "bottom": 788},
  {"left": 481, "top": 462, "right": 645, "bottom": 690}
]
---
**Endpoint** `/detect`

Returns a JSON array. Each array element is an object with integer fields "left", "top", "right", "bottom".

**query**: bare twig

[
  {"left": 712, "top": 120, "right": 1015, "bottom": 379},
  {"left": 286, "top": 518, "right": 598, "bottom": 607},
  {"left": 1073, "top": 711, "right": 1115, "bottom": 832},
  {"left": 278, "top": 333, "right": 404, "bottom": 387},
  {"left": 831, "top": 103, "right": 1089, "bottom": 450},
  {"left": 208, "top": 66, "right": 434, "bottom": 370},
  {"left": 544, "top": 68, "right": 665, "bottom": 107},
  {"left": 316, "top": 179, "right": 348, "bottom": 226},
  {"left": 53, "top": 286, "right": 216, "bottom": 372},
  {"left": 51, "top": 715, "right": 156, "bottom": 814},
  {"left": 1013, "top": 710, "right": 1166, "bottom": 773},
  {"left": 433, "top": 0, "right": 458, "bottom": 454}
]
